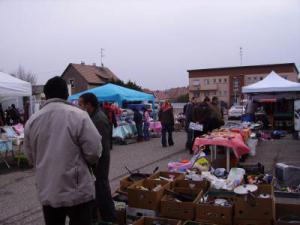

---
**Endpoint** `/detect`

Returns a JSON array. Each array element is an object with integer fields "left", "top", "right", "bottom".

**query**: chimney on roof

[{"left": 81, "top": 61, "right": 85, "bottom": 65}]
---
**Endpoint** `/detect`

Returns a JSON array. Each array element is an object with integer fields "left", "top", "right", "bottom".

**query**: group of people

[
  {"left": 0, "top": 103, "right": 21, "bottom": 126},
  {"left": 23, "top": 76, "right": 224, "bottom": 225},
  {"left": 24, "top": 77, "right": 116, "bottom": 225},
  {"left": 184, "top": 96, "right": 224, "bottom": 154},
  {"left": 133, "top": 107, "right": 151, "bottom": 142}
]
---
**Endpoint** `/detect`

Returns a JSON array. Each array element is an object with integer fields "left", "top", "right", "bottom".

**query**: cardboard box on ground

[
  {"left": 126, "top": 207, "right": 158, "bottom": 225},
  {"left": 195, "top": 189, "right": 235, "bottom": 225},
  {"left": 149, "top": 171, "right": 185, "bottom": 186},
  {"left": 233, "top": 219, "right": 273, "bottom": 225},
  {"left": 159, "top": 179, "right": 210, "bottom": 220},
  {"left": 275, "top": 202, "right": 300, "bottom": 225},
  {"left": 128, "top": 179, "right": 170, "bottom": 211},
  {"left": 160, "top": 187, "right": 203, "bottom": 220},
  {"left": 114, "top": 170, "right": 298, "bottom": 225},
  {"left": 173, "top": 180, "right": 210, "bottom": 195},
  {"left": 132, "top": 216, "right": 181, "bottom": 225},
  {"left": 183, "top": 221, "right": 220, "bottom": 225},
  {"left": 234, "top": 184, "right": 275, "bottom": 221}
]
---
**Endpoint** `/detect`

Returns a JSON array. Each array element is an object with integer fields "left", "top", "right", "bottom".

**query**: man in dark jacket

[
  {"left": 158, "top": 101, "right": 175, "bottom": 147},
  {"left": 184, "top": 97, "right": 196, "bottom": 153},
  {"left": 133, "top": 107, "right": 143, "bottom": 142},
  {"left": 79, "top": 93, "right": 116, "bottom": 223}
]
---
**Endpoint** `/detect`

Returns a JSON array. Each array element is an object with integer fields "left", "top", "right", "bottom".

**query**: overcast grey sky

[{"left": 0, "top": 0, "right": 299, "bottom": 89}]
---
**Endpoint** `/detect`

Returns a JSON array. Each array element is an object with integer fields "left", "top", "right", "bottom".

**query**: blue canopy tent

[{"left": 68, "top": 83, "right": 155, "bottom": 107}]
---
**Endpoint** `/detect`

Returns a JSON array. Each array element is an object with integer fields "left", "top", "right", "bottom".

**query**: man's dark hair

[
  {"left": 212, "top": 96, "right": 218, "bottom": 101},
  {"left": 79, "top": 93, "right": 99, "bottom": 108},
  {"left": 204, "top": 96, "right": 210, "bottom": 102},
  {"left": 44, "top": 76, "right": 69, "bottom": 100}
]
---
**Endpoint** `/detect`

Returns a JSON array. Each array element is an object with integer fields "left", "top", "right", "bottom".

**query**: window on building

[
  {"left": 69, "top": 79, "right": 75, "bottom": 88},
  {"left": 284, "top": 76, "right": 288, "bottom": 79},
  {"left": 218, "top": 78, "right": 222, "bottom": 83},
  {"left": 260, "top": 77, "right": 263, "bottom": 80},
  {"left": 224, "top": 78, "right": 227, "bottom": 83},
  {"left": 194, "top": 91, "right": 200, "bottom": 97},
  {"left": 193, "top": 80, "right": 200, "bottom": 86},
  {"left": 248, "top": 77, "right": 251, "bottom": 81},
  {"left": 205, "top": 79, "right": 210, "bottom": 85},
  {"left": 224, "top": 90, "right": 227, "bottom": 96},
  {"left": 213, "top": 79, "right": 216, "bottom": 84},
  {"left": 254, "top": 77, "right": 257, "bottom": 80}
]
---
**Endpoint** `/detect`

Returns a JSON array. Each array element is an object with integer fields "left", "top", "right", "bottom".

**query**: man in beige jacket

[{"left": 24, "top": 77, "right": 102, "bottom": 225}]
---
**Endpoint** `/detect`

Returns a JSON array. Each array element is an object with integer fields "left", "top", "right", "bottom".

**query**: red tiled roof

[
  {"left": 167, "top": 87, "right": 188, "bottom": 99},
  {"left": 69, "top": 63, "right": 119, "bottom": 84},
  {"left": 153, "top": 91, "right": 169, "bottom": 100}
]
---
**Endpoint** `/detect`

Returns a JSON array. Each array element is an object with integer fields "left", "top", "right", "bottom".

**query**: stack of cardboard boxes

[{"left": 113, "top": 170, "right": 298, "bottom": 225}]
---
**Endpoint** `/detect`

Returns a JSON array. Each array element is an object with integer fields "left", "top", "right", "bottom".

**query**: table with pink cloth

[
  {"left": 149, "top": 121, "right": 162, "bottom": 132},
  {"left": 192, "top": 131, "right": 250, "bottom": 158},
  {"left": 192, "top": 131, "right": 250, "bottom": 171}
]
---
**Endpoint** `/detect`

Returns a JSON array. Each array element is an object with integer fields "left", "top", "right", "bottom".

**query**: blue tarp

[{"left": 68, "top": 83, "right": 155, "bottom": 107}]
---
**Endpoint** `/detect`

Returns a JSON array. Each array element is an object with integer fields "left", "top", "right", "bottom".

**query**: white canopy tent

[
  {"left": 242, "top": 71, "right": 300, "bottom": 94},
  {"left": 0, "top": 71, "right": 32, "bottom": 97}
]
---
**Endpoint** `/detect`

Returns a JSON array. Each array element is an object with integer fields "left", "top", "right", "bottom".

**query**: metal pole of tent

[
  {"left": 226, "top": 147, "right": 230, "bottom": 172},
  {"left": 213, "top": 145, "right": 217, "bottom": 160}
]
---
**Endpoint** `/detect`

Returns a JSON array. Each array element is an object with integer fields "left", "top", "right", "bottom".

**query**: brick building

[
  {"left": 188, "top": 63, "right": 299, "bottom": 106},
  {"left": 61, "top": 62, "right": 119, "bottom": 95}
]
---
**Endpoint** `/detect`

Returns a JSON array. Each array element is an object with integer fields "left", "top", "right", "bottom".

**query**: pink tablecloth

[
  {"left": 192, "top": 132, "right": 250, "bottom": 158},
  {"left": 149, "top": 121, "right": 162, "bottom": 132}
]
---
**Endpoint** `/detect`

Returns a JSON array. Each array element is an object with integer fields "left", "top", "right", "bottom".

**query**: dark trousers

[
  {"left": 186, "top": 129, "right": 194, "bottom": 152},
  {"left": 42, "top": 201, "right": 93, "bottom": 225},
  {"left": 161, "top": 124, "right": 174, "bottom": 146},
  {"left": 95, "top": 154, "right": 116, "bottom": 222},
  {"left": 136, "top": 123, "right": 143, "bottom": 140},
  {"left": 143, "top": 122, "right": 150, "bottom": 140}
]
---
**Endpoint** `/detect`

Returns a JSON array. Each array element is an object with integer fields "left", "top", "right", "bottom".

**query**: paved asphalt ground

[{"left": 1, "top": 131, "right": 299, "bottom": 225}]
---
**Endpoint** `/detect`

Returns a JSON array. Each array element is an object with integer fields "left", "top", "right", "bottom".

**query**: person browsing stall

[
  {"left": 79, "top": 93, "right": 116, "bottom": 223},
  {"left": 24, "top": 77, "right": 102, "bottom": 225},
  {"left": 158, "top": 101, "right": 175, "bottom": 147}
]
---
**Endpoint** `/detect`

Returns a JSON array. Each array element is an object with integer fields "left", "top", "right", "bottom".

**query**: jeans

[
  {"left": 143, "top": 122, "right": 150, "bottom": 140},
  {"left": 161, "top": 124, "right": 174, "bottom": 146},
  {"left": 42, "top": 201, "right": 93, "bottom": 225}
]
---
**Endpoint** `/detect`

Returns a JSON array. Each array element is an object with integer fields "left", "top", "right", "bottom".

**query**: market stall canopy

[
  {"left": 0, "top": 72, "right": 32, "bottom": 97},
  {"left": 242, "top": 71, "right": 300, "bottom": 94},
  {"left": 68, "top": 83, "right": 155, "bottom": 106}
]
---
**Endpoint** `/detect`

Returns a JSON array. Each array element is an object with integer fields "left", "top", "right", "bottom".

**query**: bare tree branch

[{"left": 11, "top": 65, "right": 37, "bottom": 85}]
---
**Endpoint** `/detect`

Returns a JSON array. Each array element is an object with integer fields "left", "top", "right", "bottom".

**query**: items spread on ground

[{"left": 112, "top": 120, "right": 300, "bottom": 225}]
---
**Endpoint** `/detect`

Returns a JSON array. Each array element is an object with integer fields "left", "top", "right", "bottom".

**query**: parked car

[{"left": 228, "top": 105, "right": 245, "bottom": 119}]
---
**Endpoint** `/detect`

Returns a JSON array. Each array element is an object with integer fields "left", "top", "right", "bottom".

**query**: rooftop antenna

[
  {"left": 100, "top": 48, "right": 105, "bottom": 67},
  {"left": 240, "top": 46, "right": 243, "bottom": 66}
]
